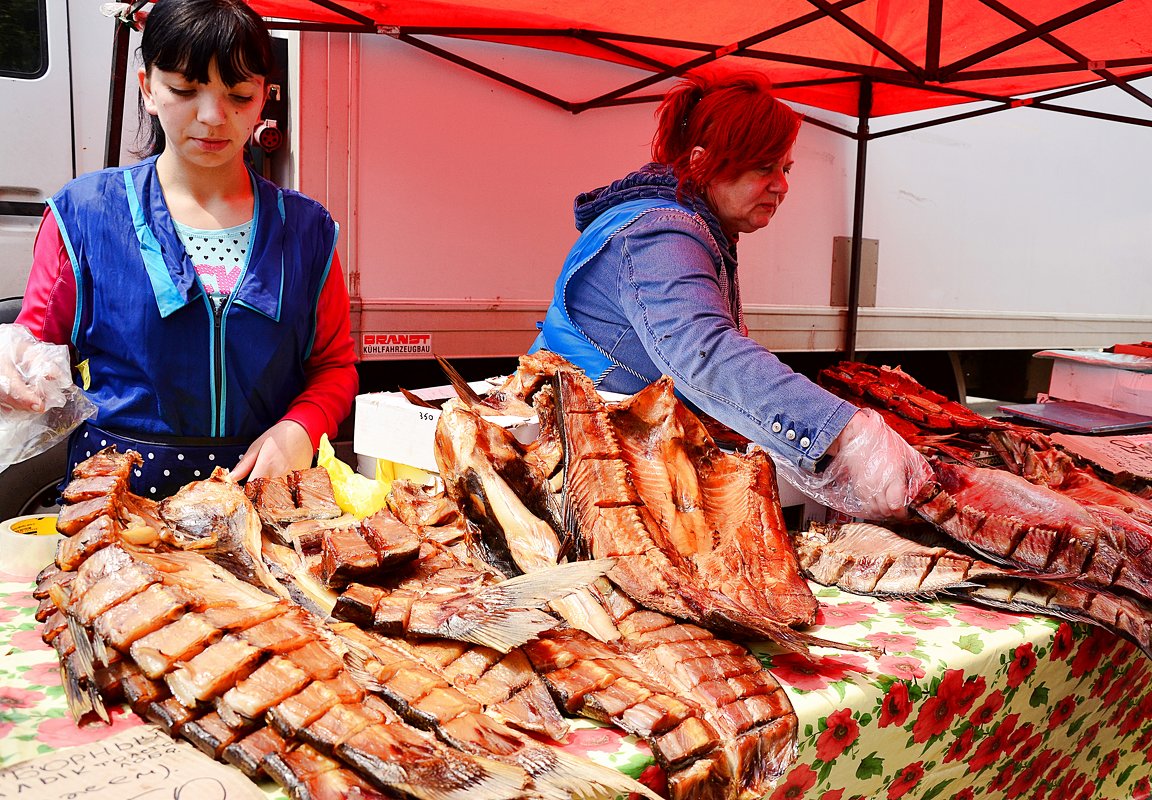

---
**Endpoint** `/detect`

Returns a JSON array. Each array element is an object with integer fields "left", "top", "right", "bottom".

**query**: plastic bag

[
  {"left": 770, "top": 407, "right": 932, "bottom": 521},
  {"left": 316, "top": 434, "right": 391, "bottom": 519},
  {"left": 0, "top": 323, "right": 95, "bottom": 469}
]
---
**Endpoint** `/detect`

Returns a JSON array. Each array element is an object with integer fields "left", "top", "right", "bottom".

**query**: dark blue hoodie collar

[{"left": 573, "top": 163, "right": 736, "bottom": 268}]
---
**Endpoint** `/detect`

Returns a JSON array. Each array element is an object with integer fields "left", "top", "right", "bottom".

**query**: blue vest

[
  {"left": 48, "top": 156, "right": 339, "bottom": 439},
  {"left": 531, "top": 198, "right": 686, "bottom": 383}
]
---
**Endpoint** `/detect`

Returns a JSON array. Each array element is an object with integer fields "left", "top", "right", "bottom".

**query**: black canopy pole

[
  {"left": 844, "top": 78, "right": 872, "bottom": 361},
  {"left": 104, "top": 15, "right": 133, "bottom": 169}
]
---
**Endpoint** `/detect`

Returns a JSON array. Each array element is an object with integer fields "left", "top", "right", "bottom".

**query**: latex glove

[
  {"left": 0, "top": 323, "right": 51, "bottom": 412},
  {"left": 0, "top": 323, "right": 96, "bottom": 468},
  {"left": 773, "top": 408, "right": 932, "bottom": 521},
  {"left": 231, "top": 419, "right": 315, "bottom": 482}
]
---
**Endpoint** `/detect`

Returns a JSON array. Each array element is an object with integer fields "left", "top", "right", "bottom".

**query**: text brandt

[{"left": 362, "top": 333, "right": 433, "bottom": 355}]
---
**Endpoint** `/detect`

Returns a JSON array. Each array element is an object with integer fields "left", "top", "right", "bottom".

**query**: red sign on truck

[{"left": 362, "top": 333, "right": 433, "bottom": 356}]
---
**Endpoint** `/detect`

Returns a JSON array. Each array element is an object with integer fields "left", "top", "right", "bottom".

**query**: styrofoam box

[
  {"left": 1043, "top": 353, "right": 1152, "bottom": 415},
  {"left": 354, "top": 380, "right": 539, "bottom": 475}
]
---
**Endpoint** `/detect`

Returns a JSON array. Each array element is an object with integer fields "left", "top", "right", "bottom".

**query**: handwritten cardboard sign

[
  {"left": 1051, "top": 432, "right": 1152, "bottom": 481},
  {"left": 0, "top": 724, "right": 268, "bottom": 800}
]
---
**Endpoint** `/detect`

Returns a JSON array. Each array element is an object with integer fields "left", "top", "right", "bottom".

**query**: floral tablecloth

[{"left": 2, "top": 566, "right": 1151, "bottom": 800}]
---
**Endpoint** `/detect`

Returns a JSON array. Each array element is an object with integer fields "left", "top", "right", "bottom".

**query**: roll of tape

[{"left": 1, "top": 514, "right": 61, "bottom": 577}]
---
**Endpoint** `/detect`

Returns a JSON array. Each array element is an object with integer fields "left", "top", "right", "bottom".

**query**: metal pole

[
  {"left": 844, "top": 78, "right": 872, "bottom": 361},
  {"left": 104, "top": 16, "right": 132, "bottom": 168}
]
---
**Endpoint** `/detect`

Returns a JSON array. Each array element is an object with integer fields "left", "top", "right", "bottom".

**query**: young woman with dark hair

[
  {"left": 533, "top": 71, "right": 928, "bottom": 520},
  {"left": 4, "top": 0, "right": 358, "bottom": 498}
]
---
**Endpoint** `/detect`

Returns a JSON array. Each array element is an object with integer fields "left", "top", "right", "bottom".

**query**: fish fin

[
  {"left": 538, "top": 748, "right": 663, "bottom": 800},
  {"left": 399, "top": 386, "right": 439, "bottom": 409},
  {"left": 339, "top": 739, "right": 531, "bottom": 800},
  {"left": 60, "top": 657, "right": 109, "bottom": 724},
  {"left": 429, "top": 561, "right": 613, "bottom": 651},
  {"left": 64, "top": 614, "right": 97, "bottom": 681},
  {"left": 91, "top": 631, "right": 113, "bottom": 667},
  {"left": 342, "top": 648, "right": 384, "bottom": 693},
  {"left": 88, "top": 681, "right": 111, "bottom": 724},
  {"left": 477, "top": 559, "right": 614, "bottom": 608},
  {"left": 760, "top": 619, "right": 878, "bottom": 658},
  {"left": 442, "top": 606, "right": 561, "bottom": 653},
  {"left": 436, "top": 354, "right": 488, "bottom": 407}
]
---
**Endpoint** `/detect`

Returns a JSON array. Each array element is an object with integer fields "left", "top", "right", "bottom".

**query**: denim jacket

[{"left": 532, "top": 163, "right": 857, "bottom": 471}]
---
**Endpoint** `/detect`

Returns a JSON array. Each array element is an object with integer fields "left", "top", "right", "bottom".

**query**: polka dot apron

[{"left": 66, "top": 422, "right": 251, "bottom": 499}]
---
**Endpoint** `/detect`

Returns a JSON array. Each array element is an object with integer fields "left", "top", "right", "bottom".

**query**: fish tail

[
  {"left": 449, "top": 607, "right": 563, "bottom": 652},
  {"left": 541, "top": 749, "right": 663, "bottom": 800},
  {"left": 474, "top": 559, "right": 614, "bottom": 608}
]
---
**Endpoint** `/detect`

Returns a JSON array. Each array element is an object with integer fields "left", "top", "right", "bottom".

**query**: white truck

[{"left": 3, "top": 0, "right": 1150, "bottom": 511}]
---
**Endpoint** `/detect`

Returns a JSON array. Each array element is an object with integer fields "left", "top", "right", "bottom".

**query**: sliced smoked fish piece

[
  {"left": 48, "top": 540, "right": 545, "bottom": 800},
  {"left": 359, "top": 507, "right": 425, "bottom": 567},
  {"left": 554, "top": 371, "right": 822, "bottom": 648},
  {"left": 182, "top": 710, "right": 260, "bottom": 759},
  {"left": 389, "top": 479, "right": 462, "bottom": 529},
  {"left": 793, "top": 522, "right": 1028, "bottom": 596},
  {"left": 61, "top": 474, "right": 126, "bottom": 504},
  {"left": 70, "top": 446, "right": 143, "bottom": 482},
  {"left": 91, "top": 582, "right": 192, "bottom": 650},
  {"left": 435, "top": 399, "right": 621, "bottom": 642},
  {"left": 249, "top": 467, "right": 342, "bottom": 547},
  {"left": 291, "top": 467, "right": 343, "bottom": 519},
  {"left": 72, "top": 556, "right": 161, "bottom": 625},
  {"left": 263, "top": 743, "right": 389, "bottom": 800},
  {"left": 266, "top": 672, "right": 366, "bottom": 736},
  {"left": 914, "top": 458, "right": 1152, "bottom": 598},
  {"left": 56, "top": 516, "right": 122, "bottom": 571},
  {"left": 795, "top": 520, "right": 1152, "bottom": 658},
  {"left": 394, "top": 636, "right": 569, "bottom": 742},
  {"left": 602, "top": 580, "right": 797, "bottom": 798},
  {"left": 320, "top": 526, "right": 381, "bottom": 587},
  {"left": 57, "top": 495, "right": 120, "bottom": 536},
  {"left": 130, "top": 613, "right": 222, "bottom": 678},
  {"left": 159, "top": 470, "right": 290, "bottom": 600},
  {"left": 222, "top": 726, "right": 289, "bottom": 778},
  {"left": 245, "top": 475, "right": 301, "bottom": 523},
  {"left": 166, "top": 633, "right": 265, "bottom": 707},
  {"left": 337, "top": 625, "right": 656, "bottom": 800},
  {"left": 217, "top": 655, "right": 313, "bottom": 724},
  {"left": 333, "top": 558, "right": 607, "bottom": 652}
]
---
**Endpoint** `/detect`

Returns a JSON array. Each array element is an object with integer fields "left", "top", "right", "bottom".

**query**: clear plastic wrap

[
  {"left": 0, "top": 323, "right": 96, "bottom": 469},
  {"left": 771, "top": 407, "right": 932, "bottom": 520}
]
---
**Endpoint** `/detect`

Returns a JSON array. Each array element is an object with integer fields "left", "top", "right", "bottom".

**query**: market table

[{"left": 2, "top": 565, "right": 1151, "bottom": 800}]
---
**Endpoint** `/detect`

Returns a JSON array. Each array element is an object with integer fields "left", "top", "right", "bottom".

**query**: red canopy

[
  {"left": 122, "top": 0, "right": 1141, "bottom": 357},
  {"left": 244, "top": 0, "right": 1152, "bottom": 122}
]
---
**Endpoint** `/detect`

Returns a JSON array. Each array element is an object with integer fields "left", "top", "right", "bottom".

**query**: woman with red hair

[{"left": 532, "top": 72, "right": 927, "bottom": 520}]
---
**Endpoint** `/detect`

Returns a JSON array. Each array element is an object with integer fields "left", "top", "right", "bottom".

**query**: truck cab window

[{"left": 0, "top": 0, "right": 47, "bottom": 78}]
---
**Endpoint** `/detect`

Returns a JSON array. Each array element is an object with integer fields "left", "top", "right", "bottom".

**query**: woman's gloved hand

[
  {"left": 0, "top": 323, "right": 51, "bottom": 412},
  {"left": 773, "top": 408, "right": 932, "bottom": 520},
  {"left": 0, "top": 323, "right": 96, "bottom": 468}
]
